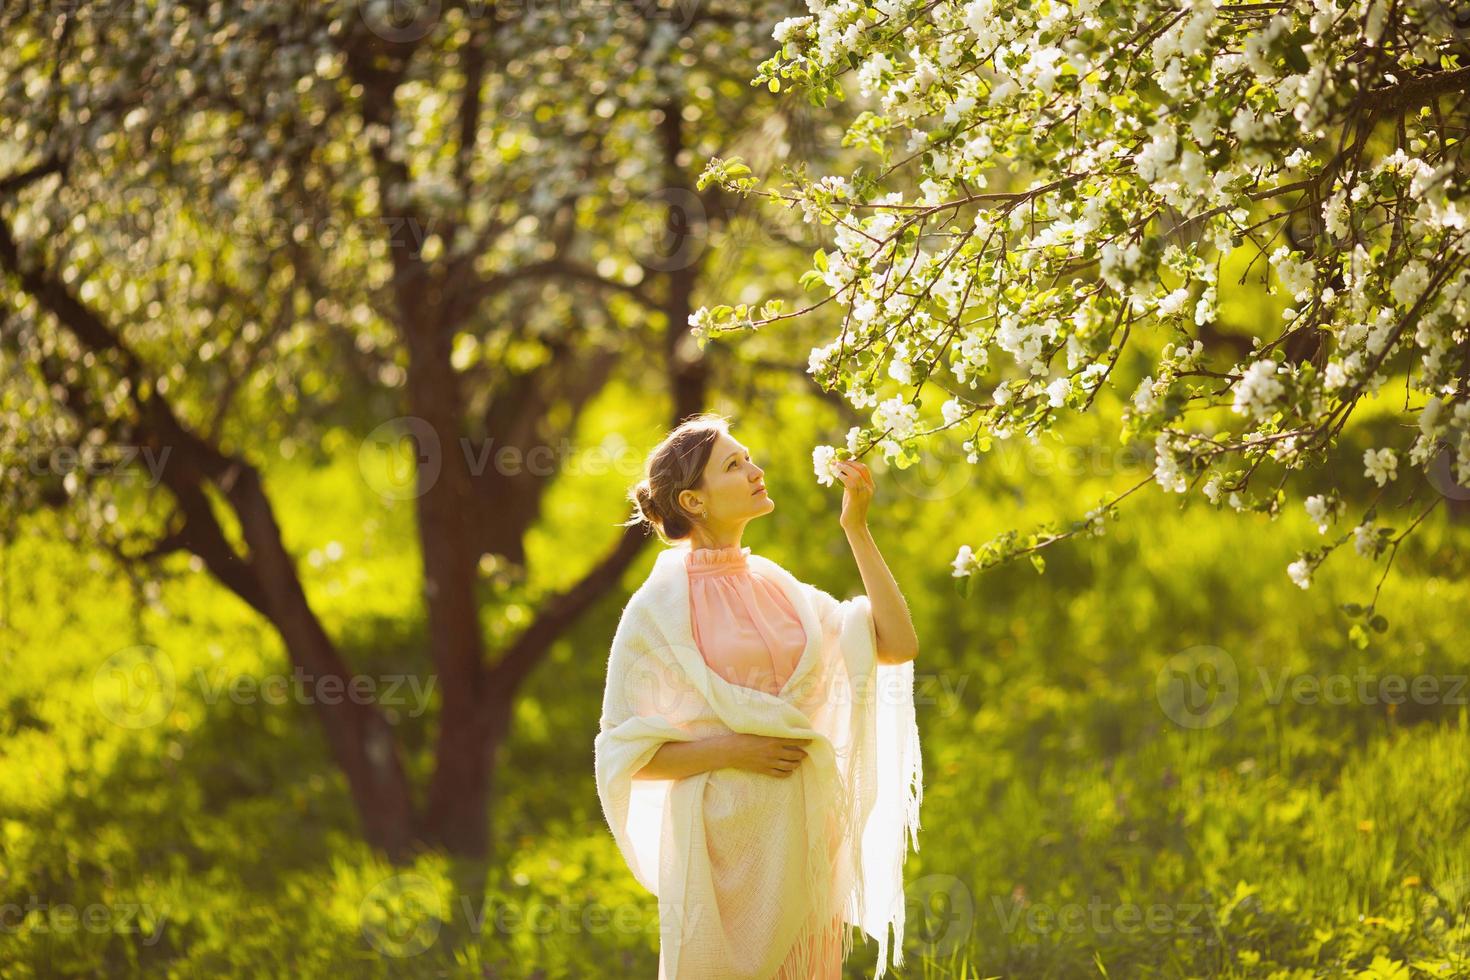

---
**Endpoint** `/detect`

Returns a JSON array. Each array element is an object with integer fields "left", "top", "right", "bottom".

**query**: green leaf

[
  {"left": 1283, "top": 34, "right": 1311, "bottom": 73},
  {"left": 1368, "top": 614, "right": 1389, "bottom": 633},
  {"left": 1030, "top": 554, "right": 1046, "bottom": 574}
]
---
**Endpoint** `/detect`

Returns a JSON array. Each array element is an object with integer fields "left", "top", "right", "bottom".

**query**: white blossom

[
  {"left": 1304, "top": 493, "right": 1337, "bottom": 533},
  {"left": 1232, "top": 360, "right": 1286, "bottom": 418},
  {"left": 873, "top": 396, "right": 920, "bottom": 440},
  {"left": 771, "top": 16, "right": 811, "bottom": 44},
  {"left": 1270, "top": 245, "right": 1316, "bottom": 302},
  {"left": 1363, "top": 447, "right": 1398, "bottom": 486},
  {"left": 1153, "top": 433, "right": 1189, "bottom": 493},
  {"left": 1131, "top": 376, "right": 1158, "bottom": 415},
  {"left": 1286, "top": 557, "right": 1313, "bottom": 589},
  {"left": 1390, "top": 259, "right": 1430, "bottom": 309},
  {"left": 888, "top": 340, "right": 913, "bottom": 383},
  {"left": 1353, "top": 520, "right": 1378, "bottom": 557},
  {"left": 812, "top": 444, "right": 842, "bottom": 486},
  {"left": 951, "top": 543, "right": 975, "bottom": 577}
]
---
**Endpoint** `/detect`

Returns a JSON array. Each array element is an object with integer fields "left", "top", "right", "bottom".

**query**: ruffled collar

[{"left": 685, "top": 543, "right": 751, "bottom": 576}]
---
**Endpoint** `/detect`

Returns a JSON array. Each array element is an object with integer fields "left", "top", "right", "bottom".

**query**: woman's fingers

[
  {"left": 758, "top": 735, "right": 811, "bottom": 775},
  {"left": 836, "top": 459, "right": 875, "bottom": 493}
]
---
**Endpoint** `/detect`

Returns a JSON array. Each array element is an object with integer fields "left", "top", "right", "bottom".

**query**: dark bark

[
  {"left": 0, "top": 216, "right": 421, "bottom": 860},
  {"left": 404, "top": 309, "right": 498, "bottom": 856}
]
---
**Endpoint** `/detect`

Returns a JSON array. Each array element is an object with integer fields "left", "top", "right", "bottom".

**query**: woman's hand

[
  {"left": 636, "top": 733, "right": 805, "bottom": 781},
  {"left": 834, "top": 458, "right": 875, "bottom": 532},
  {"left": 726, "top": 733, "right": 812, "bottom": 778}
]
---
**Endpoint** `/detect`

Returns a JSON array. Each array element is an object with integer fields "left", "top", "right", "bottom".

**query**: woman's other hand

[{"left": 726, "top": 733, "right": 812, "bottom": 778}]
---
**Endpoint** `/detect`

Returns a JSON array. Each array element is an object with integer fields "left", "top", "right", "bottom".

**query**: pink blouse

[
  {"left": 686, "top": 543, "right": 845, "bottom": 978},
  {"left": 686, "top": 544, "right": 808, "bottom": 695}
]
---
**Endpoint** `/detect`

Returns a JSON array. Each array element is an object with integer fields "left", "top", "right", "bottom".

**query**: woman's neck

[{"left": 687, "top": 526, "right": 742, "bottom": 551}]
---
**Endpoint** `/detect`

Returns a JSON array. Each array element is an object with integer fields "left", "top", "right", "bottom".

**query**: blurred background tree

[{"left": 0, "top": 0, "right": 855, "bottom": 861}]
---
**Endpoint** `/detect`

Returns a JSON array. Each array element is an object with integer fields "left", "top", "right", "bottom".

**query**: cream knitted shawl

[{"left": 594, "top": 540, "right": 923, "bottom": 979}]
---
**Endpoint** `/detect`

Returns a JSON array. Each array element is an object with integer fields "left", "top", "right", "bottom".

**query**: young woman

[{"left": 594, "top": 413, "right": 923, "bottom": 980}]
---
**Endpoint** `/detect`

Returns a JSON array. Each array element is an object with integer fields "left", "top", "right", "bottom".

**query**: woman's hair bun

[{"left": 618, "top": 413, "right": 731, "bottom": 544}]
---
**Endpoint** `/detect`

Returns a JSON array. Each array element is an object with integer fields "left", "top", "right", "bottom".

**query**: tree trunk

[
  {"left": 402, "top": 312, "right": 497, "bottom": 857},
  {"left": 220, "top": 460, "right": 421, "bottom": 860}
]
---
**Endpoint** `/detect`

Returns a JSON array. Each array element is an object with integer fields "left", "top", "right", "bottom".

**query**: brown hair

[{"left": 621, "top": 412, "right": 732, "bottom": 544}]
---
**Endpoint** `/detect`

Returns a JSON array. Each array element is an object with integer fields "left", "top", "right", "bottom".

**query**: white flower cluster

[
  {"left": 951, "top": 543, "right": 975, "bottom": 577},
  {"left": 871, "top": 396, "right": 919, "bottom": 461},
  {"left": 857, "top": 52, "right": 892, "bottom": 98},
  {"left": 1303, "top": 493, "right": 1342, "bottom": 533},
  {"left": 812, "top": 444, "right": 843, "bottom": 486},
  {"left": 1243, "top": 15, "right": 1290, "bottom": 79},
  {"left": 1353, "top": 520, "right": 1380, "bottom": 558},
  {"left": 888, "top": 339, "right": 914, "bottom": 384},
  {"left": 771, "top": 15, "right": 811, "bottom": 45},
  {"left": 949, "top": 327, "right": 990, "bottom": 386},
  {"left": 1362, "top": 447, "right": 1397, "bottom": 487},
  {"left": 1099, "top": 240, "right": 1142, "bottom": 292},
  {"left": 1131, "top": 120, "right": 1216, "bottom": 210},
  {"left": 1389, "top": 259, "right": 1430, "bottom": 310},
  {"left": 809, "top": 338, "right": 842, "bottom": 376},
  {"left": 741, "top": 0, "right": 1470, "bottom": 576},
  {"left": 1231, "top": 360, "right": 1286, "bottom": 419},
  {"left": 1287, "top": 556, "right": 1313, "bottom": 589},
  {"left": 1269, "top": 246, "right": 1317, "bottom": 303},
  {"left": 1153, "top": 433, "right": 1190, "bottom": 494},
  {"left": 1409, "top": 396, "right": 1470, "bottom": 488},
  {"left": 1150, "top": 0, "right": 1217, "bottom": 75},
  {"left": 1322, "top": 186, "right": 1356, "bottom": 239},
  {"left": 993, "top": 308, "right": 1059, "bottom": 377}
]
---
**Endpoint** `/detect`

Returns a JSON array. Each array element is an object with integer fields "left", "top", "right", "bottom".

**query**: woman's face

[{"left": 680, "top": 431, "right": 773, "bottom": 529}]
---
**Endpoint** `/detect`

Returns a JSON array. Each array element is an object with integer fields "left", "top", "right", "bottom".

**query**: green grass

[{"left": 1, "top": 395, "right": 1468, "bottom": 978}]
